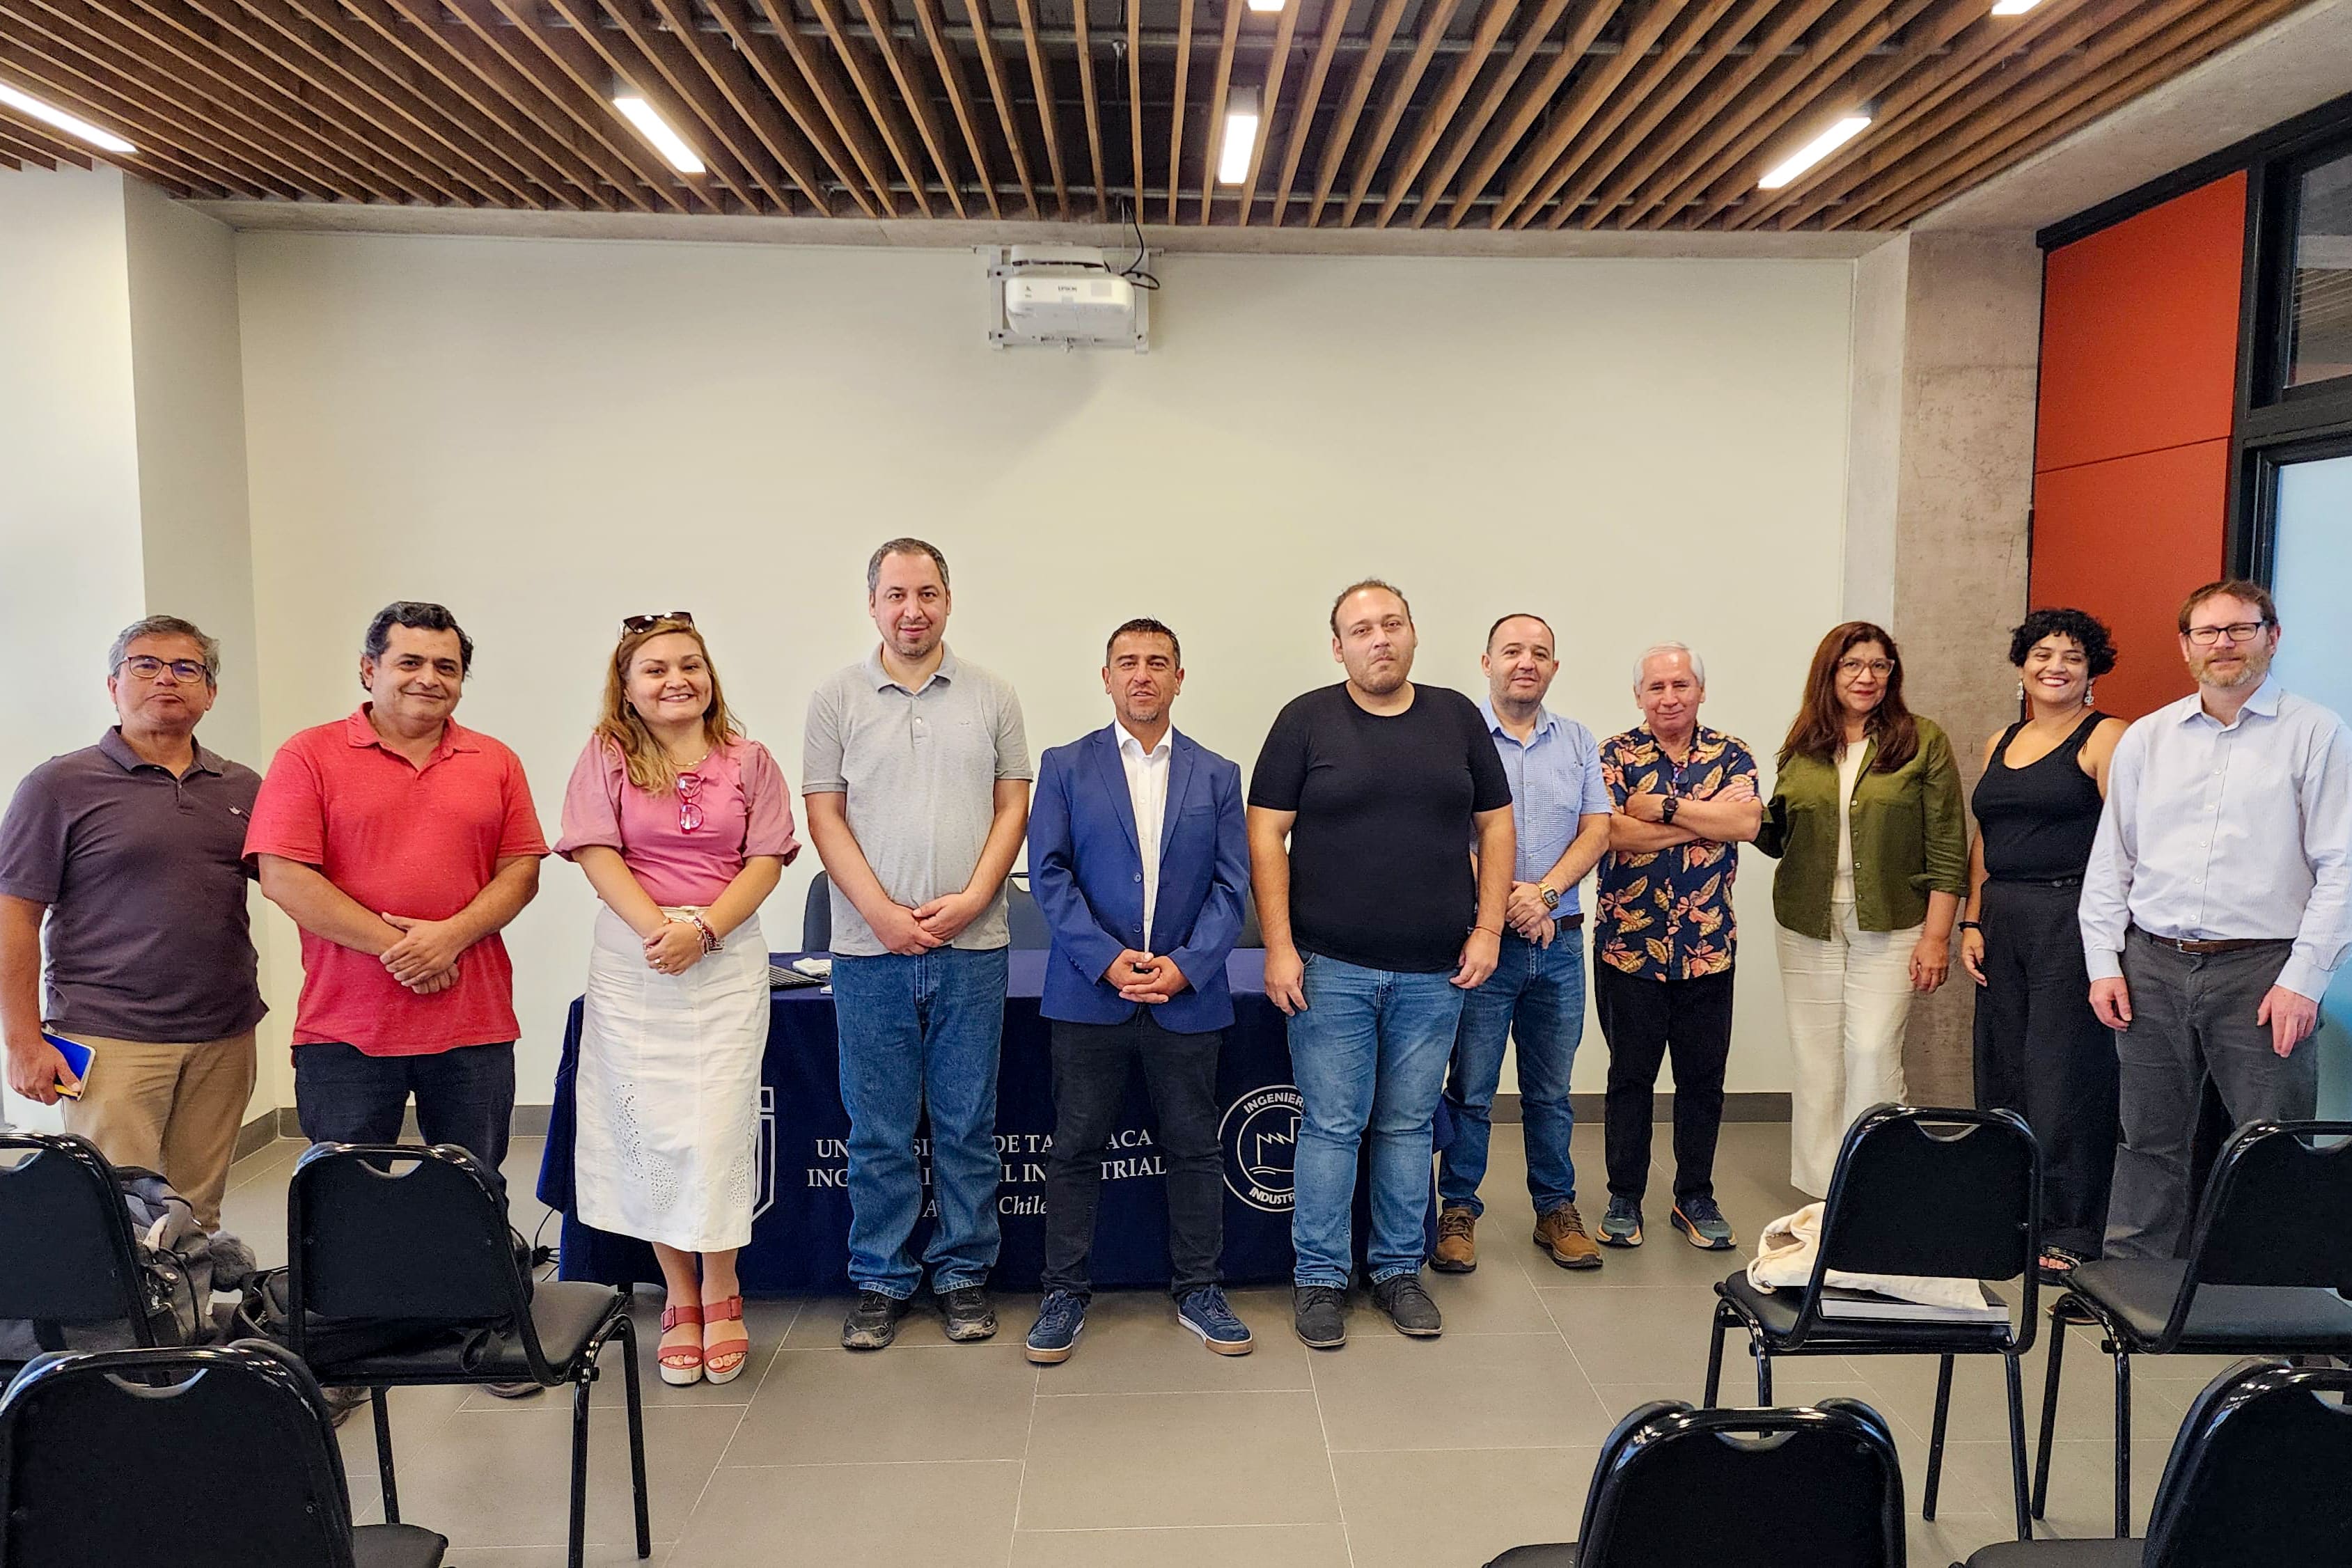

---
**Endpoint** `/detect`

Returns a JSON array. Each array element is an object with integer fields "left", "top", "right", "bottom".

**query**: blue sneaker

[
  {"left": 1670, "top": 1195, "right": 1736, "bottom": 1251},
  {"left": 1026, "top": 1290, "right": 1085, "bottom": 1364},
  {"left": 1599, "top": 1195, "right": 1645, "bottom": 1248},
  {"left": 1177, "top": 1285, "right": 1254, "bottom": 1356}
]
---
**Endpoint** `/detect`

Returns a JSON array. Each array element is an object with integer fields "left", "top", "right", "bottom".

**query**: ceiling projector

[{"left": 986, "top": 245, "right": 1150, "bottom": 353}]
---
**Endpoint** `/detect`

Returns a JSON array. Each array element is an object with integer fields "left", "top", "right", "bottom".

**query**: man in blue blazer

[{"left": 1024, "top": 618, "right": 1253, "bottom": 1364}]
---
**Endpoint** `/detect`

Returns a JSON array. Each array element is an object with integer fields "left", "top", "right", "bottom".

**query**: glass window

[{"left": 2286, "top": 148, "right": 2352, "bottom": 389}]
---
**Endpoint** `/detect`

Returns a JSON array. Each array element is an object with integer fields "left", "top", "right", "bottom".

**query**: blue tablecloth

[{"left": 537, "top": 948, "right": 1445, "bottom": 1293}]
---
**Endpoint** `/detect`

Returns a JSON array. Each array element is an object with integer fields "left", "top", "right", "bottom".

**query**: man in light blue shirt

[
  {"left": 1433, "top": 613, "right": 1613, "bottom": 1273},
  {"left": 2080, "top": 579, "right": 2352, "bottom": 1259}
]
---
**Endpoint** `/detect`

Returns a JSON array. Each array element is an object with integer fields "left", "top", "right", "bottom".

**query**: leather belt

[
  {"left": 1556, "top": 913, "right": 1585, "bottom": 931},
  {"left": 1989, "top": 875, "right": 2083, "bottom": 888},
  {"left": 2130, "top": 926, "right": 2285, "bottom": 957}
]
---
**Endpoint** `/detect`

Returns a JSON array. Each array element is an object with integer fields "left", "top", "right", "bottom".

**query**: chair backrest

[
  {"left": 1005, "top": 875, "right": 1050, "bottom": 950},
  {"left": 288, "top": 1143, "right": 534, "bottom": 1346},
  {"left": 2142, "top": 1358, "right": 2352, "bottom": 1568},
  {"left": 0, "top": 1133, "right": 154, "bottom": 1343},
  {"left": 802, "top": 870, "right": 832, "bottom": 952},
  {"left": 1574, "top": 1399, "right": 1906, "bottom": 1568},
  {"left": 0, "top": 1340, "right": 361, "bottom": 1568},
  {"left": 1815, "top": 1103, "right": 2039, "bottom": 1285},
  {"left": 2179, "top": 1120, "right": 2352, "bottom": 1292}
]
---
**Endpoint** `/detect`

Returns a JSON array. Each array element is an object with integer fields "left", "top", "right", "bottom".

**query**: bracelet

[
  {"left": 1957, "top": 920, "right": 1983, "bottom": 932},
  {"left": 685, "top": 911, "right": 721, "bottom": 953},
  {"left": 1474, "top": 924, "right": 1504, "bottom": 937}
]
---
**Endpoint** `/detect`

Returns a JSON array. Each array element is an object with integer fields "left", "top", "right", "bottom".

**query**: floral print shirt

[{"left": 1594, "top": 724, "right": 1759, "bottom": 981}]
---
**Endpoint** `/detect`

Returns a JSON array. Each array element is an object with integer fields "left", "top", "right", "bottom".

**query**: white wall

[{"left": 233, "top": 233, "right": 1857, "bottom": 1102}]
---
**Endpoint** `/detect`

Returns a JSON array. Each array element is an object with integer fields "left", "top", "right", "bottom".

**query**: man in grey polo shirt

[
  {"left": 0, "top": 616, "right": 267, "bottom": 1230},
  {"left": 803, "top": 538, "right": 1031, "bottom": 1350}
]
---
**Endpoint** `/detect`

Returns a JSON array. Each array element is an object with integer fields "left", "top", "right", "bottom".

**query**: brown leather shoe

[
  {"left": 1432, "top": 1206, "right": 1477, "bottom": 1273},
  {"left": 1533, "top": 1202, "right": 1604, "bottom": 1271}
]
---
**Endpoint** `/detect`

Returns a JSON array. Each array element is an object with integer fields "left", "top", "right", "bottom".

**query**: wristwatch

[
  {"left": 1539, "top": 884, "right": 1560, "bottom": 911},
  {"left": 1661, "top": 795, "right": 1680, "bottom": 826}
]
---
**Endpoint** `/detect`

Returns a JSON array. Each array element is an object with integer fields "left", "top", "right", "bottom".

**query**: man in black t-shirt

[{"left": 1247, "top": 580, "right": 1515, "bottom": 1349}]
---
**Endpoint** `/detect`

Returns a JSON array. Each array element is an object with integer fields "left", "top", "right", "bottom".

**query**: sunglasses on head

[{"left": 620, "top": 611, "right": 696, "bottom": 636}]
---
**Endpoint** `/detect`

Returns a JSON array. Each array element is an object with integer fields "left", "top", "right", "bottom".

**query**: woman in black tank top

[{"left": 1960, "top": 610, "right": 2130, "bottom": 1278}]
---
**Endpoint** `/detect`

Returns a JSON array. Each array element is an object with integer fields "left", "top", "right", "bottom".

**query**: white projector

[{"left": 987, "top": 245, "right": 1150, "bottom": 352}]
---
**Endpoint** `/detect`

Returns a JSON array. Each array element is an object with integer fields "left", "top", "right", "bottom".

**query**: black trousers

[
  {"left": 1041, "top": 1013, "right": 1224, "bottom": 1300},
  {"left": 1970, "top": 880, "right": 2119, "bottom": 1257},
  {"left": 294, "top": 1040, "right": 516, "bottom": 1196},
  {"left": 1594, "top": 966, "right": 1734, "bottom": 1204}
]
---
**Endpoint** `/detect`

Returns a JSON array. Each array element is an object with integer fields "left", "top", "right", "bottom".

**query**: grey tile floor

[{"left": 217, "top": 1121, "right": 2237, "bottom": 1567}]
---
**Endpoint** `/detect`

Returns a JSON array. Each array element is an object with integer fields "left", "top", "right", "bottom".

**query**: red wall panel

[
  {"left": 2030, "top": 441, "right": 2229, "bottom": 720},
  {"left": 2036, "top": 172, "right": 2246, "bottom": 473}
]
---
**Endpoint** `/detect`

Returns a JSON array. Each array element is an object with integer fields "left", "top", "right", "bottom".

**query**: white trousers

[
  {"left": 575, "top": 905, "right": 768, "bottom": 1253},
  {"left": 1776, "top": 900, "right": 1918, "bottom": 1197}
]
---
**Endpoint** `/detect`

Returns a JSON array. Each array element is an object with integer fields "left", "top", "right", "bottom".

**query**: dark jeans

[
  {"left": 1971, "top": 879, "right": 2119, "bottom": 1257},
  {"left": 293, "top": 1040, "right": 517, "bottom": 1195},
  {"left": 2106, "top": 930, "right": 2314, "bottom": 1260},
  {"left": 1594, "top": 965, "right": 1734, "bottom": 1205},
  {"left": 1041, "top": 1014, "right": 1224, "bottom": 1301}
]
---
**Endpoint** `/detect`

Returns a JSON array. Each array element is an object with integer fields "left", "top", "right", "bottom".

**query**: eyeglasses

[
  {"left": 1837, "top": 658, "right": 1895, "bottom": 679},
  {"left": 676, "top": 770, "right": 705, "bottom": 833},
  {"left": 621, "top": 611, "right": 696, "bottom": 636},
  {"left": 116, "top": 656, "right": 210, "bottom": 683},
  {"left": 2186, "top": 620, "right": 2271, "bottom": 647}
]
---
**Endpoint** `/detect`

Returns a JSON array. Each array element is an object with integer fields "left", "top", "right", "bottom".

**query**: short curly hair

[{"left": 2008, "top": 607, "right": 2117, "bottom": 677}]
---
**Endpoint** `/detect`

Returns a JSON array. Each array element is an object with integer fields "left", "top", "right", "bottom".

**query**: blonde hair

[{"left": 595, "top": 618, "right": 740, "bottom": 792}]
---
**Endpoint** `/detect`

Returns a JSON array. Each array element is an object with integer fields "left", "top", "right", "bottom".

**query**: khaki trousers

[{"left": 60, "top": 1030, "right": 257, "bottom": 1230}]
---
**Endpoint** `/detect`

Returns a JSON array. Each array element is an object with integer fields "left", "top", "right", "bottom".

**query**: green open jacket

[{"left": 1755, "top": 717, "right": 1968, "bottom": 939}]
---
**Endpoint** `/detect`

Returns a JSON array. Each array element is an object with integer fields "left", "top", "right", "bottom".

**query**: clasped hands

[
  {"left": 1103, "top": 950, "right": 1191, "bottom": 1005},
  {"left": 871, "top": 889, "right": 990, "bottom": 956},
  {"left": 379, "top": 913, "right": 467, "bottom": 994}
]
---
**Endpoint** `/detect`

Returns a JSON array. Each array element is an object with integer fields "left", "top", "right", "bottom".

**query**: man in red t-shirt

[{"left": 246, "top": 602, "right": 547, "bottom": 1187}]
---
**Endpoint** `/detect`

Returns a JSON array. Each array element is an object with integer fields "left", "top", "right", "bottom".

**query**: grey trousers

[{"left": 2104, "top": 930, "right": 2317, "bottom": 1260}]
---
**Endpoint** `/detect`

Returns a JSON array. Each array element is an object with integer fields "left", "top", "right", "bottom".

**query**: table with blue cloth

[{"left": 538, "top": 948, "right": 1445, "bottom": 1294}]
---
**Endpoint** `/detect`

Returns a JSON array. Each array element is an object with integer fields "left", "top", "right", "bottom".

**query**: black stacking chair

[
  {"left": 287, "top": 1143, "right": 650, "bottom": 1568},
  {"left": 0, "top": 1340, "right": 446, "bottom": 1568},
  {"left": 1484, "top": 1398, "right": 1907, "bottom": 1567},
  {"left": 1968, "top": 1358, "right": 2352, "bottom": 1567},
  {"left": 2032, "top": 1119, "right": 2352, "bottom": 1538},
  {"left": 0, "top": 1131, "right": 156, "bottom": 1372},
  {"left": 1704, "top": 1104, "right": 2041, "bottom": 1539},
  {"left": 803, "top": 868, "right": 833, "bottom": 951}
]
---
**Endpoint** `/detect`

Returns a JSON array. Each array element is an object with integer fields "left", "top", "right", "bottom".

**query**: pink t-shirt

[
  {"left": 554, "top": 735, "right": 799, "bottom": 907},
  {"left": 244, "top": 708, "right": 550, "bottom": 1057}
]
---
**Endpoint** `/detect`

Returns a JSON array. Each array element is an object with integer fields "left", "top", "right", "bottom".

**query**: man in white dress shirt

[{"left": 2080, "top": 579, "right": 2352, "bottom": 1259}]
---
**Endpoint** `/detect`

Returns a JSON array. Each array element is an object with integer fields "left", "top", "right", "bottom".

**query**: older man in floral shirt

[{"left": 1592, "top": 643, "right": 1762, "bottom": 1251}]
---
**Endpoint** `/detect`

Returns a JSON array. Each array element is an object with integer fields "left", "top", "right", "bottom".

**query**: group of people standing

[{"left": 3, "top": 549, "right": 2343, "bottom": 1381}]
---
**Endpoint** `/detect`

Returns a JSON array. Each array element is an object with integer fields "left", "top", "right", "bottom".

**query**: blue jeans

[
  {"left": 1440, "top": 927, "right": 1583, "bottom": 1216},
  {"left": 831, "top": 946, "right": 1009, "bottom": 1299},
  {"left": 1287, "top": 953, "right": 1464, "bottom": 1288}
]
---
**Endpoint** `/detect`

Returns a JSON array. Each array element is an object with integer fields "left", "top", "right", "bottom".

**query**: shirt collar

[
  {"left": 2177, "top": 675, "right": 2283, "bottom": 728},
  {"left": 1478, "top": 696, "right": 1558, "bottom": 742},
  {"left": 344, "top": 705, "right": 477, "bottom": 761},
  {"left": 1115, "top": 722, "right": 1174, "bottom": 761},
  {"left": 97, "top": 726, "right": 223, "bottom": 776},
  {"left": 865, "top": 643, "right": 958, "bottom": 694}
]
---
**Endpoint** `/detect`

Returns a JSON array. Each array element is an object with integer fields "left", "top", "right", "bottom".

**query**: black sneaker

[
  {"left": 1370, "top": 1271, "right": 1443, "bottom": 1338},
  {"left": 939, "top": 1285, "right": 998, "bottom": 1342},
  {"left": 1293, "top": 1285, "right": 1347, "bottom": 1349},
  {"left": 840, "top": 1289, "right": 910, "bottom": 1351}
]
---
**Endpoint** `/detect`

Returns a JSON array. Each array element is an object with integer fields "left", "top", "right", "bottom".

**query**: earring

[
  {"left": 2016, "top": 680, "right": 2025, "bottom": 703},
  {"left": 2085, "top": 680, "right": 2096, "bottom": 708}
]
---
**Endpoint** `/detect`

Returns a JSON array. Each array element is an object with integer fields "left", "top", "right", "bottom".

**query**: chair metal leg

[
  {"left": 1753, "top": 1338, "right": 1773, "bottom": 1406},
  {"left": 1924, "top": 1354, "right": 1954, "bottom": 1521},
  {"left": 617, "top": 1313, "right": 652, "bottom": 1558},
  {"left": 370, "top": 1387, "right": 399, "bottom": 1524},
  {"left": 2112, "top": 1349, "right": 2132, "bottom": 1539},
  {"left": 570, "top": 1374, "right": 592, "bottom": 1568},
  {"left": 2032, "top": 1306, "right": 2069, "bottom": 1519},
  {"left": 2003, "top": 1351, "right": 2031, "bottom": 1542},
  {"left": 1703, "top": 1303, "right": 1728, "bottom": 1408}
]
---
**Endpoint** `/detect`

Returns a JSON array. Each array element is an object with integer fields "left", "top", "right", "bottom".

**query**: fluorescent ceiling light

[
  {"left": 611, "top": 91, "right": 706, "bottom": 175},
  {"left": 0, "top": 81, "right": 135, "bottom": 154},
  {"left": 1757, "top": 113, "right": 1871, "bottom": 190},
  {"left": 1246, "top": 0, "right": 1284, "bottom": 11},
  {"left": 1218, "top": 87, "right": 1261, "bottom": 185},
  {"left": 1990, "top": 0, "right": 2041, "bottom": 13}
]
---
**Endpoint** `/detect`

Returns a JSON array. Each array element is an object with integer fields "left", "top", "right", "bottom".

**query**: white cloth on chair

[{"left": 1746, "top": 1202, "right": 1990, "bottom": 1311}]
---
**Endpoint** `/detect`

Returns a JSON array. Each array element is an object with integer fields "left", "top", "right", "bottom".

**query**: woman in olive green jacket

[{"left": 1757, "top": 622, "right": 1968, "bottom": 1195}]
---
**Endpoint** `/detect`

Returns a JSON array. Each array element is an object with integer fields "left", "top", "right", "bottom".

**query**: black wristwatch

[
  {"left": 1539, "top": 884, "right": 1560, "bottom": 911},
  {"left": 1660, "top": 796, "right": 1680, "bottom": 826}
]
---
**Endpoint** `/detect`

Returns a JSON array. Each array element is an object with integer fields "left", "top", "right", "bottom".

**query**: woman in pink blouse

[{"left": 557, "top": 613, "right": 798, "bottom": 1386}]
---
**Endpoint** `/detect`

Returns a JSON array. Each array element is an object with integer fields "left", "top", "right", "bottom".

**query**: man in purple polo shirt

[{"left": 0, "top": 616, "right": 267, "bottom": 1230}]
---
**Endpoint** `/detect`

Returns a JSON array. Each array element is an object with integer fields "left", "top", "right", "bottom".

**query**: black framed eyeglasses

[
  {"left": 2185, "top": 620, "right": 2273, "bottom": 647},
  {"left": 116, "top": 655, "right": 210, "bottom": 683},
  {"left": 620, "top": 611, "right": 696, "bottom": 636}
]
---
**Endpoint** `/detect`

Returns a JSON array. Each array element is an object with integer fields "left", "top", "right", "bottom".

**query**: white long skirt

[{"left": 574, "top": 904, "right": 767, "bottom": 1253}]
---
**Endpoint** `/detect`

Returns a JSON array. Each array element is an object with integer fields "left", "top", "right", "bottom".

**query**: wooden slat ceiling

[{"left": 0, "top": 0, "right": 2321, "bottom": 230}]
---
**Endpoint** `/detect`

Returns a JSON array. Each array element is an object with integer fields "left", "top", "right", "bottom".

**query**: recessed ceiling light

[
  {"left": 611, "top": 88, "right": 706, "bottom": 176},
  {"left": 1246, "top": 0, "right": 1284, "bottom": 12},
  {"left": 1218, "top": 87, "right": 1262, "bottom": 185},
  {"left": 1758, "top": 113, "right": 1872, "bottom": 190},
  {"left": 0, "top": 81, "right": 136, "bottom": 154},
  {"left": 1991, "top": 0, "right": 2041, "bottom": 13}
]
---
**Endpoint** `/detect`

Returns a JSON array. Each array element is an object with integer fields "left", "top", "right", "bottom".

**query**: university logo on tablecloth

[
  {"left": 751, "top": 1086, "right": 779, "bottom": 1222},
  {"left": 1221, "top": 1084, "right": 1303, "bottom": 1214}
]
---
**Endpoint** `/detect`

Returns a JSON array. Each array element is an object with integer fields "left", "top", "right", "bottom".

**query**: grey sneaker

[
  {"left": 1293, "top": 1285, "right": 1347, "bottom": 1349},
  {"left": 939, "top": 1285, "right": 998, "bottom": 1342},
  {"left": 840, "top": 1289, "right": 910, "bottom": 1350},
  {"left": 1670, "top": 1196, "right": 1736, "bottom": 1251},
  {"left": 1599, "top": 1195, "right": 1645, "bottom": 1248},
  {"left": 1370, "top": 1272, "right": 1443, "bottom": 1338}
]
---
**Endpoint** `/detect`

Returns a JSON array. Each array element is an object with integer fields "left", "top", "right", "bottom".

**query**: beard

[{"left": 2196, "top": 644, "right": 2272, "bottom": 690}]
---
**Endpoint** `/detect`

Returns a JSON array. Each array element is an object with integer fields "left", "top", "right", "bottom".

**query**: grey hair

[
  {"left": 109, "top": 616, "right": 221, "bottom": 685},
  {"left": 1633, "top": 642, "right": 1706, "bottom": 688},
  {"left": 867, "top": 538, "right": 950, "bottom": 595}
]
